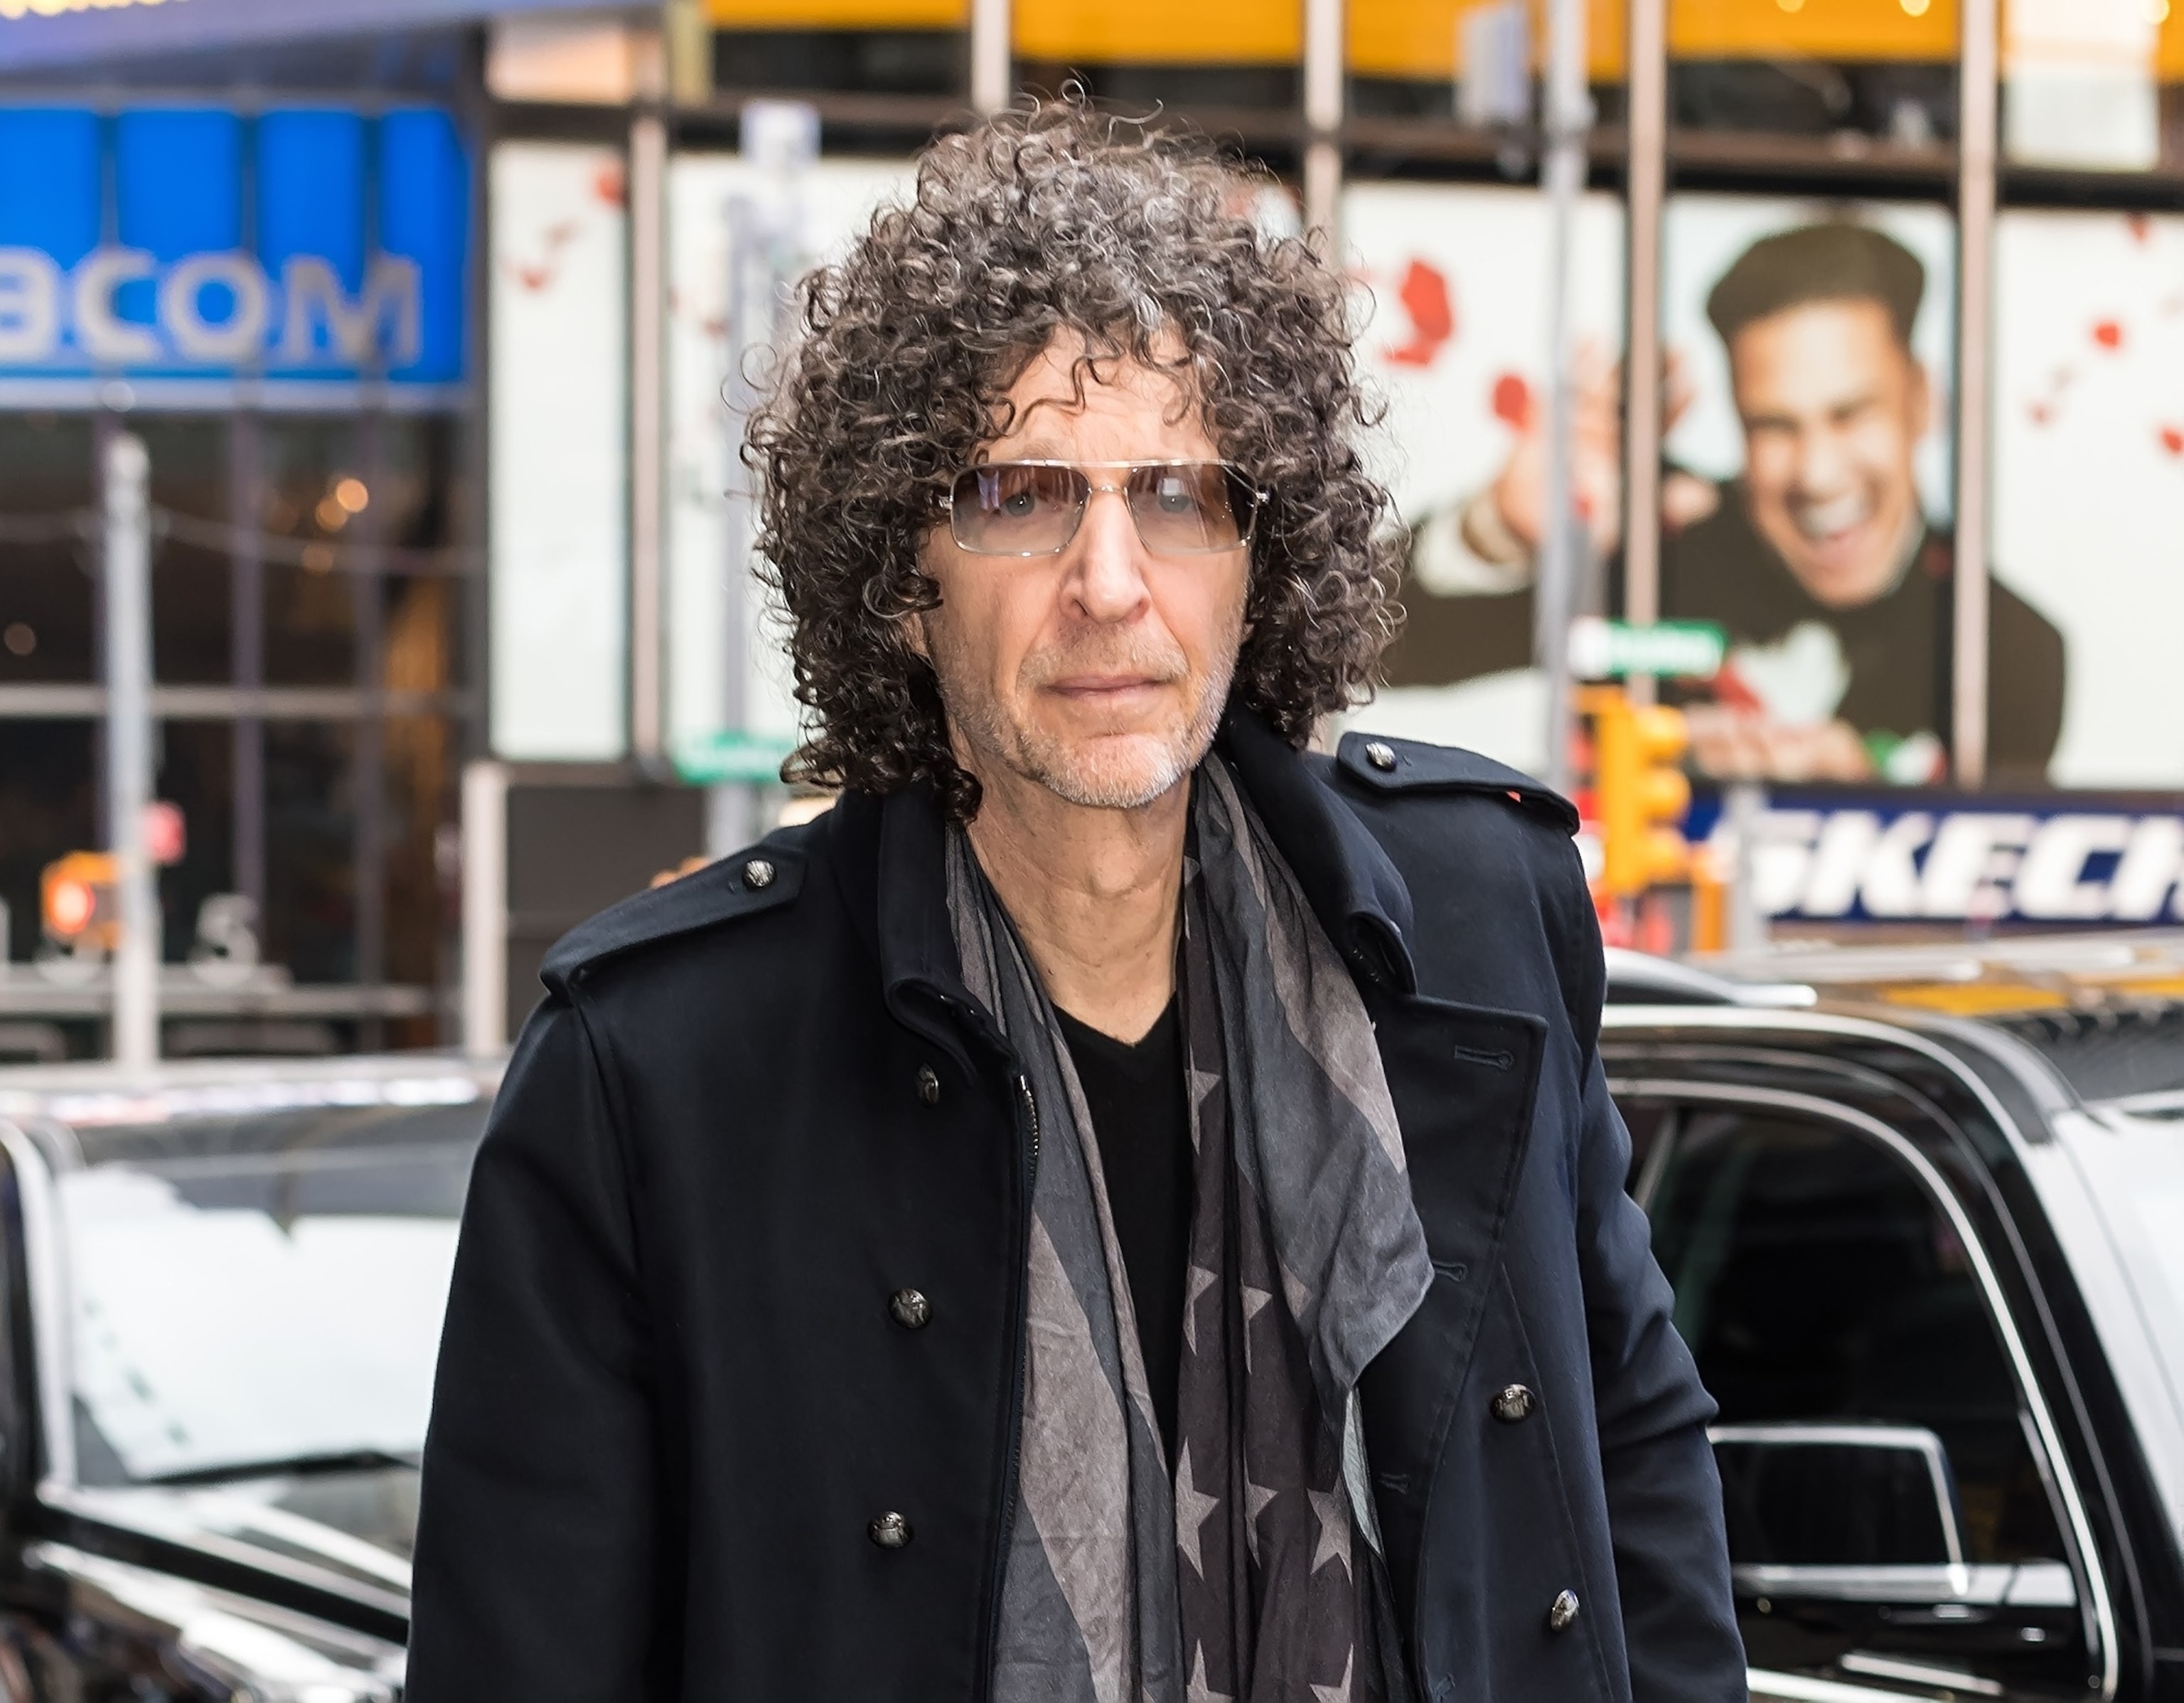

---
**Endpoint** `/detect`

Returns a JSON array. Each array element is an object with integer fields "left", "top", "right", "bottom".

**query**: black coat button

[
  {"left": 1364, "top": 740, "right": 1397, "bottom": 772},
  {"left": 889, "top": 1288, "right": 931, "bottom": 1329},
  {"left": 916, "top": 1065, "right": 941, "bottom": 1106},
  {"left": 742, "top": 858, "right": 775, "bottom": 890},
  {"left": 1492, "top": 1384, "right": 1536, "bottom": 1423},
  {"left": 869, "top": 1511, "right": 911, "bottom": 1549},
  {"left": 1548, "top": 1589, "right": 1580, "bottom": 1632}
]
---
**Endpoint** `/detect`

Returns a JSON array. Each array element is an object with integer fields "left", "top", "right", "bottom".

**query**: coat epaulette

[
  {"left": 540, "top": 843, "right": 806, "bottom": 993},
  {"left": 1333, "top": 731, "right": 1581, "bottom": 836}
]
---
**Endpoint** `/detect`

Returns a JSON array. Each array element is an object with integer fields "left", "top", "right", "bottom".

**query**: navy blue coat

[{"left": 408, "top": 712, "right": 1745, "bottom": 1702}]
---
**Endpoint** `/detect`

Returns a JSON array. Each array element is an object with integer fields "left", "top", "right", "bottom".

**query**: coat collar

[
  {"left": 829, "top": 706, "right": 1422, "bottom": 1063},
  {"left": 1214, "top": 709, "right": 1419, "bottom": 995}
]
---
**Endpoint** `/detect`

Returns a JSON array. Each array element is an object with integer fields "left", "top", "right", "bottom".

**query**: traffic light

[
  {"left": 1584, "top": 688, "right": 1691, "bottom": 897},
  {"left": 41, "top": 851, "right": 119, "bottom": 951}
]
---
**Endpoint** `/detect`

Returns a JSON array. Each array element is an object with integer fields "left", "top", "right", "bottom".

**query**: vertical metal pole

[
  {"left": 460, "top": 759, "right": 508, "bottom": 1057},
  {"left": 229, "top": 413, "right": 266, "bottom": 919},
  {"left": 1622, "top": 0, "right": 1666, "bottom": 644},
  {"left": 1536, "top": 0, "right": 1592, "bottom": 796},
  {"left": 105, "top": 432, "right": 157, "bottom": 1072},
  {"left": 630, "top": 108, "right": 669, "bottom": 766},
  {"left": 970, "top": 0, "right": 1011, "bottom": 113},
  {"left": 1953, "top": 0, "right": 1998, "bottom": 789},
  {"left": 1302, "top": 0, "right": 1344, "bottom": 242},
  {"left": 354, "top": 417, "right": 387, "bottom": 1047}
]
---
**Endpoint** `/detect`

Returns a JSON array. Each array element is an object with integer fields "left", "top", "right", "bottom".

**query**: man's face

[
  {"left": 916, "top": 336, "right": 1251, "bottom": 813},
  {"left": 1729, "top": 297, "right": 1931, "bottom": 609}
]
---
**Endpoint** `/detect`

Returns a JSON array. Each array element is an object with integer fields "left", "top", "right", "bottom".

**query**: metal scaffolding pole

[
  {"left": 970, "top": 0, "right": 1010, "bottom": 113},
  {"left": 1302, "top": 0, "right": 1344, "bottom": 242},
  {"left": 1954, "top": 0, "right": 1998, "bottom": 789},
  {"left": 1535, "top": 0, "right": 1592, "bottom": 796},
  {"left": 104, "top": 431, "right": 158, "bottom": 1072},
  {"left": 1622, "top": 0, "right": 1667, "bottom": 643}
]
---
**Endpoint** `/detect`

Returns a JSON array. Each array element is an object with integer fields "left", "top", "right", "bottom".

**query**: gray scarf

[{"left": 946, "top": 759, "right": 1435, "bottom": 1703}]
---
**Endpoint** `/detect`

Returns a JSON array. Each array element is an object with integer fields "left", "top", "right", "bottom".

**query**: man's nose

[
  {"left": 1066, "top": 486, "right": 1152, "bottom": 621},
  {"left": 1792, "top": 427, "right": 1855, "bottom": 498}
]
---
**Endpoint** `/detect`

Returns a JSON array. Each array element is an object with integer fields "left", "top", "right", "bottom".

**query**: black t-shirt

[
  {"left": 1055, "top": 996, "right": 1193, "bottom": 1463},
  {"left": 1659, "top": 491, "right": 2065, "bottom": 784}
]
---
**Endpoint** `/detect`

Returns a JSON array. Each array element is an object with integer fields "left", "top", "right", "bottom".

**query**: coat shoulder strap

[
  {"left": 1332, "top": 732, "right": 1580, "bottom": 836},
  {"left": 540, "top": 843, "right": 805, "bottom": 993}
]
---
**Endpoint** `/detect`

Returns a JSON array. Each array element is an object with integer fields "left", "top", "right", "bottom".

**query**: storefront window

[
  {"left": 0, "top": 414, "right": 95, "bottom": 685},
  {"left": 709, "top": 0, "right": 968, "bottom": 95},
  {"left": 2001, "top": 0, "right": 2184, "bottom": 172},
  {"left": 1349, "top": 0, "right": 1627, "bottom": 127},
  {"left": 1669, "top": 0, "right": 1959, "bottom": 149}
]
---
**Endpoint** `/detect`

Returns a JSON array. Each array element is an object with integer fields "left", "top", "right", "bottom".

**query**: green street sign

[
  {"left": 1569, "top": 617, "right": 1726, "bottom": 681},
  {"left": 673, "top": 728, "right": 798, "bottom": 785}
]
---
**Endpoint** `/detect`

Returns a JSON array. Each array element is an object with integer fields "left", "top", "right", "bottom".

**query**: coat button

[
  {"left": 742, "top": 858, "right": 775, "bottom": 890},
  {"left": 889, "top": 1288, "right": 931, "bottom": 1330},
  {"left": 1364, "top": 740, "right": 1397, "bottom": 772},
  {"left": 1492, "top": 1384, "right": 1536, "bottom": 1423},
  {"left": 1548, "top": 1589, "right": 1580, "bottom": 1633},
  {"left": 869, "top": 1511, "right": 912, "bottom": 1549},
  {"left": 916, "top": 1064, "right": 941, "bottom": 1106}
]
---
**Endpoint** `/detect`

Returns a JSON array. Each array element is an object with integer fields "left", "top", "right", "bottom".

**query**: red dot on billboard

[{"left": 1492, "top": 371, "right": 1531, "bottom": 427}]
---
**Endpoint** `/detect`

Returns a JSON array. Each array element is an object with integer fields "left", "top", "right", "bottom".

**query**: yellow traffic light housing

[
  {"left": 41, "top": 850, "right": 120, "bottom": 951},
  {"left": 1583, "top": 688, "right": 1691, "bottom": 897}
]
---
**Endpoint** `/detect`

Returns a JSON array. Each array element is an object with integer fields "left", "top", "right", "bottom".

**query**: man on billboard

[{"left": 1391, "top": 221, "right": 2066, "bottom": 786}]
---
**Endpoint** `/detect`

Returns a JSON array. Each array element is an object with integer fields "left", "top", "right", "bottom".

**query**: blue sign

[
  {"left": 0, "top": 105, "right": 468, "bottom": 405},
  {"left": 1688, "top": 789, "right": 2184, "bottom": 927},
  {"left": 0, "top": 0, "right": 607, "bottom": 75}
]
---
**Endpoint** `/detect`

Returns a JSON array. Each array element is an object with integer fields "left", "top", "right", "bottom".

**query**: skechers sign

[
  {"left": 0, "top": 106, "right": 467, "bottom": 405},
  {"left": 1695, "top": 792, "right": 2184, "bottom": 926}
]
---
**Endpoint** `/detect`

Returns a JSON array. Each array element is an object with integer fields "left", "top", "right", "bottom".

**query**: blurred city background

[{"left": 1, "top": 0, "right": 2180, "bottom": 1061}]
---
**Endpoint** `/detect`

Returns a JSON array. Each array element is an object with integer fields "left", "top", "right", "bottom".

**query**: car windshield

[
  {"left": 1993, "top": 1003, "right": 2184, "bottom": 1113},
  {"left": 53, "top": 1095, "right": 484, "bottom": 1547}
]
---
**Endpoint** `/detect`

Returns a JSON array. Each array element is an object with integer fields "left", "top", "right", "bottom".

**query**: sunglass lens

[
  {"left": 1125, "top": 464, "right": 1253, "bottom": 554},
  {"left": 952, "top": 464, "right": 1087, "bottom": 554}
]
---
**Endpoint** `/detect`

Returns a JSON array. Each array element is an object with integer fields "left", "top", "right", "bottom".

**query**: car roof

[
  {"left": 1613, "top": 931, "right": 2184, "bottom": 1116},
  {"left": 0, "top": 1051, "right": 504, "bottom": 1133}
]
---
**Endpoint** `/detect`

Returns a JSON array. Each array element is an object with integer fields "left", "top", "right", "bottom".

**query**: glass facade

[{"left": 0, "top": 0, "right": 2178, "bottom": 1059}]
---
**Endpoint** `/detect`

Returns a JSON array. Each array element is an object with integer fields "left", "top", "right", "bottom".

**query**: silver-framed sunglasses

[{"left": 940, "top": 459, "right": 1265, "bottom": 557}]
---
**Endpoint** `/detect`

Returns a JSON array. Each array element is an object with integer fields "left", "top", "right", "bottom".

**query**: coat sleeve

[
  {"left": 1552, "top": 859, "right": 1747, "bottom": 1703},
  {"left": 407, "top": 989, "right": 671, "bottom": 1702}
]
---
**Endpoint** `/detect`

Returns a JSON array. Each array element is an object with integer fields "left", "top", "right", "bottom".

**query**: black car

[
  {"left": 0, "top": 934, "right": 2180, "bottom": 1702},
  {"left": 1607, "top": 936, "right": 2184, "bottom": 1703},
  {"left": 0, "top": 1055, "right": 496, "bottom": 1702}
]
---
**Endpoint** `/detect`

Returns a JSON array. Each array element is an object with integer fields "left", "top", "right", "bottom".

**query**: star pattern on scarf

[
  {"left": 1183, "top": 1264, "right": 1219, "bottom": 1356},
  {"left": 1240, "top": 1283, "right": 1274, "bottom": 1372},
  {"left": 1307, "top": 1487, "right": 1352, "bottom": 1579},
  {"left": 1243, "top": 1476, "right": 1279, "bottom": 1561},
  {"left": 1310, "top": 1650, "right": 1354, "bottom": 1703},
  {"left": 1187, "top": 1645, "right": 1232, "bottom": 1703},
  {"left": 1175, "top": 1442, "right": 1221, "bottom": 1579}
]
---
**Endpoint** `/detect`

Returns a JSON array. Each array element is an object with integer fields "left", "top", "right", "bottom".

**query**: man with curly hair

[{"left": 409, "top": 103, "right": 1743, "bottom": 1703}]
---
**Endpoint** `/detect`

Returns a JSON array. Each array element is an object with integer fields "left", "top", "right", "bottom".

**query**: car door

[{"left": 1620, "top": 1089, "right": 2111, "bottom": 1703}]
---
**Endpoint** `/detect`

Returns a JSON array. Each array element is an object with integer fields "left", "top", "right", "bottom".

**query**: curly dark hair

[{"left": 746, "top": 99, "right": 1400, "bottom": 820}]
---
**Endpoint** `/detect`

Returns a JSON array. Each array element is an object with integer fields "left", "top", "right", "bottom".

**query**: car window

[
  {"left": 1648, "top": 1109, "right": 2062, "bottom": 1563},
  {"left": 1634, "top": 1102, "right": 2099, "bottom": 1699}
]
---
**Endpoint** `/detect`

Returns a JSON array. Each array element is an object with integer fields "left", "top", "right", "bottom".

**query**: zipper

[{"left": 978, "top": 1069, "right": 1039, "bottom": 1699}]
